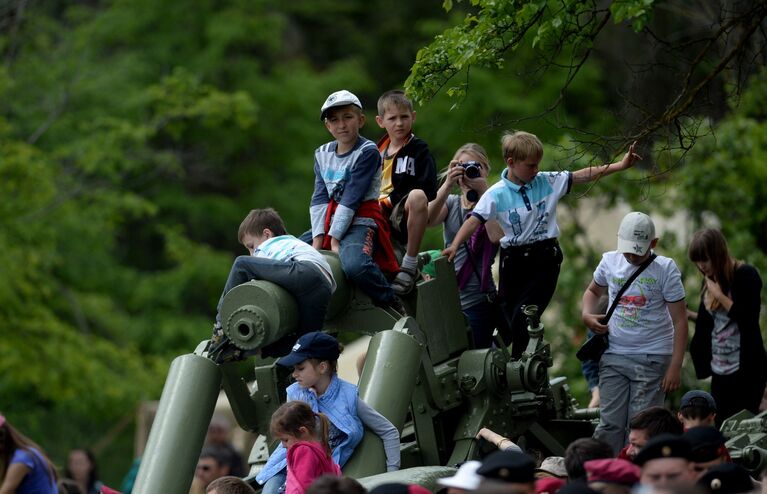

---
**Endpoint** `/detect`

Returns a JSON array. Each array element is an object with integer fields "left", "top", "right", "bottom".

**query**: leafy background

[{"left": 1, "top": 0, "right": 765, "bottom": 484}]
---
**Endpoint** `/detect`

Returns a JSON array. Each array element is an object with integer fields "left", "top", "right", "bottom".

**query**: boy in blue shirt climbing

[{"left": 213, "top": 208, "right": 336, "bottom": 356}]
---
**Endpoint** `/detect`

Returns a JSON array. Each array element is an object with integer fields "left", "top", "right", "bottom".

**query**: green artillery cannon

[
  {"left": 721, "top": 410, "right": 767, "bottom": 476},
  {"left": 132, "top": 253, "right": 596, "bottom": 494}
]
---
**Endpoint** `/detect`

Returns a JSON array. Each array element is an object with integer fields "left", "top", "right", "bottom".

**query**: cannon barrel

[
  {"left": 132, "top": 355, "right": 221, "bottom": 494},
  {"left": 135, "top": 254, "right": 596, "bottom": 493}
]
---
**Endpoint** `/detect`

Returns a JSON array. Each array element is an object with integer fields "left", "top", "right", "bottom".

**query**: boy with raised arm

[
  {"left": 375, "top": 90, "right": 438, "bottom": 294},
  {"left": 443, "top": 131, "right": 641, "bottom": 358}
]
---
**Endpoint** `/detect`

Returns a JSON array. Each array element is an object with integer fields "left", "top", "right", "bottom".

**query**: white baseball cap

[
  {"left": 617, "top": 212, "right": 656, "bottom": 255},
  {"left": 437, "top": 460, "right": 482, "bottom": 490},
  {"left": 320, "top": 90, "right": 362, "bottom": 120}
]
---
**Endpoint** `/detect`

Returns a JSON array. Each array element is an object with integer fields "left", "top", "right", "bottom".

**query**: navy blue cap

[
  {"left": 477, "top": 450, "right": 536, "bottom": 483},
  {"left": 684, "top": 426, "right": 727, "bottom": 463},
  {"left": 681, "top": 390, "right": 717, "bottom": 411},
  {"left": 698, "top": 463, "right": 754, "bottom": 494},
  {"left": 276, "top": 332, "right": 340, "bottom": 367},
  {"left": 633, "top": 433, "right": 692, "bottom": 466}
]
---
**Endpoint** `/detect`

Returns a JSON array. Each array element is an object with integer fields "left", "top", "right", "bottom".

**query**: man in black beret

[
  {"left": 477, "top": 450, "right": 536, "bottom": 494},
  {"left": 634, "top": 433, "right": 695, "bottom": 489},
  {"left": 698, "top": 463, "right": 757, "bottom": 494},
  {"left": 684, "top": 426, "right": 731, "bottom": 480}
]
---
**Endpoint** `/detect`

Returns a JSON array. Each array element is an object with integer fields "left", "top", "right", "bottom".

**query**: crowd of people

[{"left": 3, "top": 87, "right": 767, "bottom": 494}]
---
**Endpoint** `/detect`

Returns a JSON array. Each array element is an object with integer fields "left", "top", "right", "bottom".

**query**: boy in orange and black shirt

[{"left": 376, "top": 90, "right": 437, "bottom": 294}]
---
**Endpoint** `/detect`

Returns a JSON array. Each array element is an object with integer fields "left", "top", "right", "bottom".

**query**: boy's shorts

[{"left": 382, "top": 194, "right": 409, "bottom": 245}]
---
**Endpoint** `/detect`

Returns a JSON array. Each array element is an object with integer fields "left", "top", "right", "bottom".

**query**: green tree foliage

[
  {"left": 3, "top": 0, "right": 764, "bottom": 481},
  {"left": 0, "top": 0, "right": 469, "bottom": 480}
]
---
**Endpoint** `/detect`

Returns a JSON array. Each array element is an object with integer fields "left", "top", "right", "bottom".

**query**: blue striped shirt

[{"left": 310, "top": 136, "right": 381, "bottom": 239}]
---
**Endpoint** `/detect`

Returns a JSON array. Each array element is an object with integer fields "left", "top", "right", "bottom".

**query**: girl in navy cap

[{"left": 256, "top": 332, "right": 400, "bottom": 494}]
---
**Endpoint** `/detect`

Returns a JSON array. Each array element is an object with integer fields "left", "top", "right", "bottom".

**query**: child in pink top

[{"left": 270, "top": 401, "right": 341, "bottom": 494}]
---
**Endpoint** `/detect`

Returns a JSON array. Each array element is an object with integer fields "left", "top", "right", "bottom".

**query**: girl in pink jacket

[{"left": 270, "top": 401, "right": 342, "bottom": 494}]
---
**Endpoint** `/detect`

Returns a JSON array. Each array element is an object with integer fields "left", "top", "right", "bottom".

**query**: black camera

[{"left": 460, "top": 161, "right": 482, "bottom": 179}]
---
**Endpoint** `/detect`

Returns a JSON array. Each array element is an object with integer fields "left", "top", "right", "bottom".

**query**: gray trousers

[
  {"left": 593, "top": 353, "right": 671, "bottom": 455},
  {"left": 216, "top": 256, "right": 332, "bottom": 334}
]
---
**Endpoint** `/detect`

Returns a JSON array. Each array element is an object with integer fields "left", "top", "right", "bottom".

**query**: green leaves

[
  {"left": 407, "top": 0, "right": 659, "bottom": 105},
  {"left": 610, "top": 0, "right": 655, "bottom": 31}
]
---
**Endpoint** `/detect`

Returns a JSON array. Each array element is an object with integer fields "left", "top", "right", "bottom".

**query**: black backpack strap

[{"left": 602, "top": 253, "right": 657, "bottom": 324}]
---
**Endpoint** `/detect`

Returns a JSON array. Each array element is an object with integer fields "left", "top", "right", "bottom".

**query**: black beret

[
  {"left": 477, "top": 450, "right": 536, "bottom": 483},
  {"left": 684, "top": 426, "right": 727, "bottom": 463},
  {"left": 698, "top": 463, "right": 754, "bottom": 494},
  {"left": 633, "top": 433, "right": 692, "bottom": 466}
]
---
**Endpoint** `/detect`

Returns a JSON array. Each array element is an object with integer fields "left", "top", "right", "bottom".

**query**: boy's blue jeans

[
  {"left": 216, "top": 256, "right": 332, "bottom": 334},
  {"left": 337, "top": 225, "right": 395, "bottom": 305},
  {"left": 593, "top": 353, "right": 670, "bottom": 455}
]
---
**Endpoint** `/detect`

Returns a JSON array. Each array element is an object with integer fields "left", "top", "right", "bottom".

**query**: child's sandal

[{"left": 392, "top": 266, "right": 419, "bottom": 295}]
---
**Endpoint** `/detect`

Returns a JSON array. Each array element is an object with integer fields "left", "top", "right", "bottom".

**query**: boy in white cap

[
  {"left": 310, "top": 90, "right": 401, "bottom": 311},
  {"left": 581, "top": 212, "right": 688, "bottom": 455}
]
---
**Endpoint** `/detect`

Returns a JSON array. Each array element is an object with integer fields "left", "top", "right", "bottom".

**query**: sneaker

[
  {"left": 392, "top": 266, "right": 419, "bottom": 295},
  {"left": 387, "top": 296, "right": 408, "bottom": 317}
]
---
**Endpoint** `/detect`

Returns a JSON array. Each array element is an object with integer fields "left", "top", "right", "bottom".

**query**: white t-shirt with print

[
  {"left": 594, "top": 251, "right": 685, "bottom": 355},
  {"left": 471, "top": 169, "right": 572, "bottom": 248}
]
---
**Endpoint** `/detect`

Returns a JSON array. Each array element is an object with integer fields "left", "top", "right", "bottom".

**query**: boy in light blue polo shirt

[
  {"left": 214, "top": 208, "right": 336, "bottom": 357},
  {"left": 444, "top": 131, "right": 641, "bottom": 358}
]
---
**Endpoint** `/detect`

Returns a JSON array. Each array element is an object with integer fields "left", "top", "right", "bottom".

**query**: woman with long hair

[
  {"left": 0, "top": 415, "right": 58, "bottom": 494},
  {"left": 688, "top": 228, "right": 767, "bottom": 426},
  {"left": 427, "top": 143, "right": 508, "bottom": 348},
  {"left": 63, "top": 448, "right": 103, "bottom": 494}
]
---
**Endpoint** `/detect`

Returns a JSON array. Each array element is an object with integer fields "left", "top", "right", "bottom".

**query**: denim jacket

[{"left": 256, "top": 375, "right": 364, "bottom": 484}]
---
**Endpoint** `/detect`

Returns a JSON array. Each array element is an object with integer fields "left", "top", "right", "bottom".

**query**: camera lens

[{"left": 462, "top": 161, "right": 481, "bottom": 179}]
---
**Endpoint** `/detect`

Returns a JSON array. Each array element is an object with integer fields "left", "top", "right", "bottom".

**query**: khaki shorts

[{"left": 382, "top": 193, "right": 409, "bottom": 245}]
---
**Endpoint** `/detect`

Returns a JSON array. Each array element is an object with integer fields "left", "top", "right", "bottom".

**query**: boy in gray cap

[{"left": 310, "top": 90, "right": 400, "bottom": 312}]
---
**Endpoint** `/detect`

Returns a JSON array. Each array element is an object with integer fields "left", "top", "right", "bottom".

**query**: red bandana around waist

[{"left": 322, "top": 199, "right": 399, "bottom": 275}]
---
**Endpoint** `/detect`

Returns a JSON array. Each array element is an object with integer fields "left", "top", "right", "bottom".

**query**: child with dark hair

[
  {"left": 619, "top": 406, "right": 683, "bottom": 461},
  {"left": 64, "top": 448, "right": 103, "bottom": 494},
  {"left": 0, "top": 414, "right": 58, "bottom": 494},
  {"left": 564, "top": 438, "right": 614, "bottom": 482},
  {"left": 205, "top": 476, "right": 257, "bottom": 494},
  {"left": 270, "top": 402, "right": 341, "bottom": 494},
  {"left": 688, "top": 228, "right": 767, "bottom": 426},
  {"left": 677, "top": 391, "right": 717, "bottom": 429},
  {"left": 213, "top": 208, "right": 336, "bottom": 356},
  {"left": 305, "top": 475, "right": 366, "bottom": 494}
]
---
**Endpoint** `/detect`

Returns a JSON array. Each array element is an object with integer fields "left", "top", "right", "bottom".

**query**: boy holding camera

[
  {"left": 375, "top": 90, "right": 438, "bottom": 295},
  {"left": 443, "top": 131, "right": 641, "bottom": 358}
]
